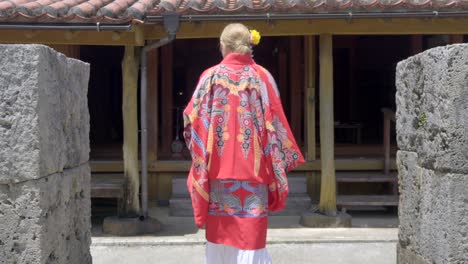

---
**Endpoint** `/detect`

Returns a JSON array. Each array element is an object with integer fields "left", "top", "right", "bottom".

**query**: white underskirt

[{"left": 205, "top": 242, "right": 272, "bottom": 264}]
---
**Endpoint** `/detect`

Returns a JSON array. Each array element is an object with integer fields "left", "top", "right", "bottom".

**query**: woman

[{"left": 183, "top": 23, "right": 304, "bottom": 264}]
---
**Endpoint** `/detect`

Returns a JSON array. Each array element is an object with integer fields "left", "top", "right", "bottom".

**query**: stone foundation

[
  {"left": 0, "top": 45, "right": 91, "bottom": 264},
  {"left": 0, "top": 165, "right": 91, "bottom": 264},
  {"left": 396, "top": 44, "right": 468, "bottom": 264}
]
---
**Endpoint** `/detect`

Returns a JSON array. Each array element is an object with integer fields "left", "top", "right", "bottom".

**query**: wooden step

[
  {"left": 91, "top": 173, "right": 125, "bottom": 199},
  {"left": 336, "top": 172, "right": 397, "bottom": 183},
  {"left": 337, "top": 195, "right": 399, "bottom": 206}
]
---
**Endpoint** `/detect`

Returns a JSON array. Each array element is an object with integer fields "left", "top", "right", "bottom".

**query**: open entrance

[
  {"left": 81, "top": 34, "right": 463, "bottom": 229},
  {"left": 80, "top": 45, "right": 125, "bottom": 161}
]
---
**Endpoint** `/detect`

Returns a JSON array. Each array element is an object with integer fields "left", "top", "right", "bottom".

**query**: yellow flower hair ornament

[{"left": 250, "top": 29, "right": 261, "bottom": 46}]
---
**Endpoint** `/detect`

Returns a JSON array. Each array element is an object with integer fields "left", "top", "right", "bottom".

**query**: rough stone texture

[
  {"left": 396, "top": 44, "right": 468, "bottom": 174},
  {"left": 397, "top": 151, "right": 467, "bottom": 264},
  {"left": 170, "top": 173, "right": 311, "bottom": 216},
  {"left": 0, "top": 164, "right": 92, "bottom": 264},
  {"left": 0, "top": 45, "right": 91, "bottom": 264},
  {"left": 396, "top": 44, "right": 468, "bottom": 264},
  {"left": 397, "top": 245, "right": 432, "bottom": 264},
  {"left": 0, "top": 44, "right": 90, "bottom": 183}
]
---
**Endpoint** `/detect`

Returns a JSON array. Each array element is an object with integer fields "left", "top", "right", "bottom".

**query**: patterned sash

[{"left": 209, "top": 180, "right": 268, "bottom": 218}]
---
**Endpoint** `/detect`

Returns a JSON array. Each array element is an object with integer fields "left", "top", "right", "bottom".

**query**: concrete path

[
  {"left": 91, "top": 242, "right": 396, "bottom": 264},
  {"left": 91, "top": 228, "right": 397, "bottom": 264},
  {"left": 91, "top": 206, "right": 398, "bottom": 264}
]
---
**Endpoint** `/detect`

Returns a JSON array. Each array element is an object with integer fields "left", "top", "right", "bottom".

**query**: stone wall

[
  {"left": 396, "top": 44, "right": 468, "bottom": 264},
  {"left": 0, "top": 45, "right": 91, "bottom": 264}
]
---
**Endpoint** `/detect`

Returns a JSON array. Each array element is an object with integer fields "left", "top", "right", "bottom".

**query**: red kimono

[{"left": 183, "top": 53, "right": 304, "bottom": 250}]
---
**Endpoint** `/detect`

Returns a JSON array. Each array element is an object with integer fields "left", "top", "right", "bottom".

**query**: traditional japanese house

[{"left": 1, "top": 0, "right": 467, "bottom": 218}]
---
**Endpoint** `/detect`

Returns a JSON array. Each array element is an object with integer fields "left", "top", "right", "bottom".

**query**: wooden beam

[
  {"left": 144, "top": 18, "right": 468, "bottom": 39},
  {"left": 0, "top": 30, "right": 140, "bottom": 46},
  {"left": 318, "top": 34, "right": 337, "bottom": 216},
  {"left": 289, "top": 36, "right": 303, "bottom": 145},
  {"left": 134, "top": 24, "right": 145, "bottom": 46},
  {"left": 160, "top": 44, "right": 174, "bottom": 158},
  {"left": 122, "top": 46, "right": 141, "bottom": 216}
]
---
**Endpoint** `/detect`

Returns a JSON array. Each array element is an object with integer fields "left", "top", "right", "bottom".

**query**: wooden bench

[{"left": 91, "top": 173, "right": 125, "bottom": 213}]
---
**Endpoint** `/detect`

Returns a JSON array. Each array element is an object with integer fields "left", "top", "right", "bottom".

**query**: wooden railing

[{"left": 382, "top": 108, "right": 396, "bottom": 176}]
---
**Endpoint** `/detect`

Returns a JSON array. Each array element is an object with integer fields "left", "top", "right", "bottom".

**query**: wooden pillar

[
  {"left": 304, "top": 36, "right": 319, "bottom": 200},
  {"left": 449, "top": 35, "right": 464, "bottom": 44},
  {"left": 289, "top": 36, "right": 302, "bottom": 144},
  {"left": 122, "top": 46, "right": 140, "bottom": 216},
  {"left": 147, "top": 47, "right": 159, "bottom": 201},
  {"left": 318, "top": 34, "right": 337, "bottom": 216},
  {"left": 410, "top": 35, "right": 423, "bottom": 55},
  {"left": 160, "top": 44, "right": 174, "bottom": 158}
]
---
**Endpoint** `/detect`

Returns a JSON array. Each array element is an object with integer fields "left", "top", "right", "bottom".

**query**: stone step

[
  {"left": 91, "top": 173, "right": 125, "bottom": 198},
  {"left": 337, "top": 195, "right": 399, "bottom": 207},
  {"left": 336, "top": 172, "right": 398, "bottom": 183}
]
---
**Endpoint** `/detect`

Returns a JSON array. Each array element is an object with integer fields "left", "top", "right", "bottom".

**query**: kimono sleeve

[
  {"left": 255, "top": 65, "right": 305, "bottom": 212},
  {"left": 183, "top": 69, "right": 213, "bottom": 227}
]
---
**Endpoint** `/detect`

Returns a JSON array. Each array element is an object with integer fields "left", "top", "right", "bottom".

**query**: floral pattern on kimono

[{"left": 183, "top": 53, "right": 304, "bottom": 249}]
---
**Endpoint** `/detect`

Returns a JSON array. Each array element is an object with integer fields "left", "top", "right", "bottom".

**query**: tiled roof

[
  {"left": 1, "top": 0, "right": 468, "bottom": 24},
  {"left": 0, "top": 0, "right": 157, "bottom": 23},
  {"left": 151, "top": 0, "right": 468, "bottom": 15}
]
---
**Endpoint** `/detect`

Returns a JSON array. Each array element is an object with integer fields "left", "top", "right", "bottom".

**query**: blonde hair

[{"left": 220, "top": 23, "right": 252, "bottom": 57}]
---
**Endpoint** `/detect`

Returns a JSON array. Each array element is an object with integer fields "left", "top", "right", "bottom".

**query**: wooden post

[
  {"left": 161, "top": 44, "right": 174, "bottom": 158},
  {"left": 289, "top": 36, "right": 302, "bottom": 144},
  {"left": 122, "top": 46, "right": 140, "bottom": 216},
  {"left": 318, "top": 34, "right": 337, "bottom": 216},
  {"left": 304, "top": 36, "right": 319, "bottom": 200},
  {"left": 383, "top": 111, "right": 391, "bottom": 176},
  {"left": 147, "top": 47, "right": 159, "bottom": 201},
  {"left": 382, "top": 108, "right": 396, "bottom": 175}
]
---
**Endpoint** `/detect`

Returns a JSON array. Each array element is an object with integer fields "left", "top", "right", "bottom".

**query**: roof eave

[{"left": 145, "top": 10, "right": 468, "bottom": 23}]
